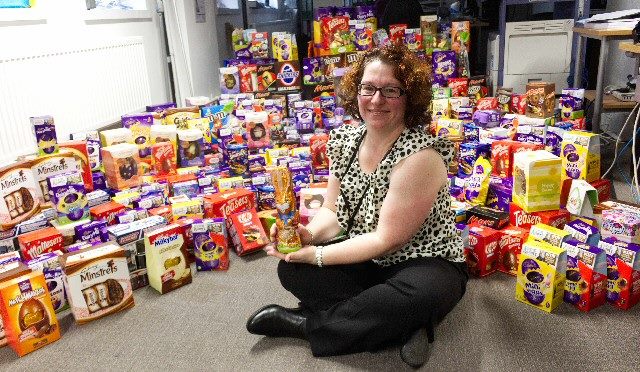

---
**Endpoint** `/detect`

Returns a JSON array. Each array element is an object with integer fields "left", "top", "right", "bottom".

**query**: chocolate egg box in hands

[
  {"left": 0, "top": 269, "right": 61, "bottom": 356},
  {"left": 0, "top": 161, "right": 42, "bottom": 231},
  {"left": 60, "top": 242, "right": 134, "bottom": 324},
  {"left": 101, "top": 143, "right": 142, "bottom": 190},
  {"left": 144, "top": 224, "right": 192, "bottom": 294},
  {"left": 47, "top": 171, "right": 88, "bottom": 225}
]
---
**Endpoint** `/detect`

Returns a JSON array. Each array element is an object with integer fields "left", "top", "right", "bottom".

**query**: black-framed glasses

[{"left": 358, "top": 84, "right": 405, "bottom": 98}]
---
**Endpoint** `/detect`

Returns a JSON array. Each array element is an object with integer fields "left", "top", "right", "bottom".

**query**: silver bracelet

[{"left": 315, "top": 246, "right": 323, "bottom": 268}]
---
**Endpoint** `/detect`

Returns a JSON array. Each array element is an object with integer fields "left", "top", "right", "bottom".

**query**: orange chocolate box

[
  {"left": 18, "top": 227, "right": 64, "bottom": 262},
  {"left": 0, "top": 270, "right": 61, "bottom": 357},
  {"left": 90, "top": 201, "right": 126, "bottom": 226}
]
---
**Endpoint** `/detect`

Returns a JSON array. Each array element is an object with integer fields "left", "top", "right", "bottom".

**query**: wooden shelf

[
  {"left": 619, "top": 42, "right": 640, "bottom": 54},
  {"left": 573, "top": 26, "right": 633, "bottom": 38},
  {"left": 584, "top": 90, "right": 637, "bottom": 111}
]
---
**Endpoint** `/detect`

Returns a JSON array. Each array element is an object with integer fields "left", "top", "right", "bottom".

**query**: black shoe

[
  {"left": 400, "top": 328, "right": 430, "bottom": 369},
  {"left": 246, "top": 304, "right": 307, "bottom": 339}
]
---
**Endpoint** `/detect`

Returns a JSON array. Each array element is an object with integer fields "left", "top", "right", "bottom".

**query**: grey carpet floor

[{"left": 0, "top": 181, "right": 639, "bottom": 370}]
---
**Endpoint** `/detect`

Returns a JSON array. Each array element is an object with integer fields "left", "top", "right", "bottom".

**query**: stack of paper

[{"left": 576, "top": 9, "right": 640, "bottom": 30}]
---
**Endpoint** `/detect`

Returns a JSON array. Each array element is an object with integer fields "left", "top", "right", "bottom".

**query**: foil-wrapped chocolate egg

[{"left": 19, "top": 299, "right": 49, "bottom": 332}]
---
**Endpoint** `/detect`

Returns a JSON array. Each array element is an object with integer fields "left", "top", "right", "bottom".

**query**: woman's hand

[
  {"left": 269, "top": 223, "right": 314, "bottom": 246},
  {"left": 264, "top": 244, "right": 317, "bottom": 265}
]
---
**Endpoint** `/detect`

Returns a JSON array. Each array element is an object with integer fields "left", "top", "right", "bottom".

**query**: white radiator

[{"left": 0, "top": 37, "right": 152, "bottom": 164}]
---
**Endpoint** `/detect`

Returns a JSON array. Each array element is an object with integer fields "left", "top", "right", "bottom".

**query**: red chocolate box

[
  {"left": 17, "top": 227, "right": 63, "bottom": 261},
  {"left": 590, "top": 179, "right": 612, "bottom": 203},
  {"left": 59, "top": 140, "right": 94, "bottom": 191},
  {"left": 228, "top": 208, "right": 268, "bottom": 256},
  {"left": 90, "top": 201, "right": 127, "bottom": 226},
  {"left": 466, "top": 224, "right": 500, "bottom": 277},
  {"left": 497, "top": 225, "right": 529, "bottom": 276},
  {"left": 204, "top": 188, "right": 256, "bottom": 219},
  {"left": 509, "top": 202, "right": 570, "bottom": 230}
]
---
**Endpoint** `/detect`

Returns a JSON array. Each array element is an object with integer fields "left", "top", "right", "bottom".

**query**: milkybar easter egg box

[
  {"left": 516, "top": 240, "right": 567, "bottom": 313},
  {"left": 0, "top": 270, "right": 60, "bottom": 356},
  {"left": 144, "top": 224, "right": 192, "bottom": 294},
  {"left": 60, "top": 242, "right": 134, "bottom": 324}
]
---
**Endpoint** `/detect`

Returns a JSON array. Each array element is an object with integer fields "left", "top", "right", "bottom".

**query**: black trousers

[{"left": 277, "top": 257, "right": 468, "bottom": 357}]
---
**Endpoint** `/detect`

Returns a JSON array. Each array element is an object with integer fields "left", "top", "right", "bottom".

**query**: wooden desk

[
  {"left": 584, "top": 90, "right": 637, "bottom": 110},
  {"left": 619, "top": 42, "right": 640, "bottom": 54},
  {"left": 573, "top": 27, "right": 634, "bottom": 133}
]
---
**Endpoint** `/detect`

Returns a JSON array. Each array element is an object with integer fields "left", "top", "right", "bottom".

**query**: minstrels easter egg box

[
  {"left": 60, "top": 242, "right": 134, "bottom": 324},
  {"left": 0, "top": 270, "right": 60, "bottom": 356},
  {"left": 513, "top": 150, "right": 561, "bottom": 213},
  {"left": 561, "top": 239, "right": 607, "bottom": 312},
  {"left": 516, "top": 240, "right": 567, "bottom": 313},
  {"left": 561, "top": 131, "right": 600, "bottom": 183},
  {"left": 144, "top": 224, "right": 192, "bottom": 294}
]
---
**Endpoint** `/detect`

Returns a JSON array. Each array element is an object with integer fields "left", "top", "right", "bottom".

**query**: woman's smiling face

[{"left": 357, "top": 60, "right": 407, "bottom": 131}]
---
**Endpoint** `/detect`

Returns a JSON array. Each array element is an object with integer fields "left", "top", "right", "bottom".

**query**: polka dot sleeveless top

[{"left": 327, "top": 124, "right": 464, "bottom": 267}]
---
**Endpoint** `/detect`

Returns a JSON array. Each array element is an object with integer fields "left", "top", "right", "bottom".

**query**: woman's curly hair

[{"left": 337, "top": 43, "right": 432, "bottom": 129}]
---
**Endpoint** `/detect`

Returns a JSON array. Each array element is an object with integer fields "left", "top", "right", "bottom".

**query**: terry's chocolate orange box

[
  {"left": 18, "top": 227, "right": 64, "bottom": 261},
  {"left": 0, "top": 270, "right": 60, "bottom": 356},
  {"left": 60, "top": 242, "right": 134, "bottom": 324}
]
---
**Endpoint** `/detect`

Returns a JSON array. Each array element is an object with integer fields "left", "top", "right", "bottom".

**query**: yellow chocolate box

[{"left": 516, "top": 240, "right": 567, "bottom": 313}]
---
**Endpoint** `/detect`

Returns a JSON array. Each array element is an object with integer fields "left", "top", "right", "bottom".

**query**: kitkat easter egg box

[
  {"left": 516, "top": 240, "right": 567, "bottom": 313},
  {"left": 465, "top": 224, "right": 500, "bottom": 277},
  {"left": 144, "top": 224, "right": 192, "bottom": 294}
]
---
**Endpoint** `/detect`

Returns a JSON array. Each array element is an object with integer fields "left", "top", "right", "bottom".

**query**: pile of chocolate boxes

[{"left": 1, "top": 71, "right": 639, "bottom": 359}]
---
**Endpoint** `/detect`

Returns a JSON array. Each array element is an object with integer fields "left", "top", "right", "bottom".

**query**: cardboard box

[
  {"left": 60, "top": 242, "right": 135, "bottom": 324},
  {"left": 498, "top": 225, "right": 529, "bottom": 276},
  {"left": 466, "top": 224, "right": 500, "bottom": 277},
  {"left": 18, "top": 227, "right": 64, "bottom": 261},
  {"left": 47, "top": 171, "right": 89, "bottom": 225},
  {"left": 601, "top": 209, "right": 640, "bottom": 244},
  {"left": 0, "top": 161, "right": 42, "bottom": 231},
  {"left": 0, "top": 262, "right": 31, "bottom": 348},
  {"left": 145, "top": 224, "right": 193, "bottom": 294},
  {"left": 0, "top": 270, "right": 60, "bottom": 356},
  {"left": 90, "top": 201, "right": 126, "bottom": 226},
  {"left": 203, "top": 188, "right": 256, "bottom": 219},
  {"left": 192, "top": 218, "right": 228, "bottom": 271},
  {"left": 59, "top": 140, "right": 94, "bottom": 191},
  {"left": 516, "top": 240, "right": 567, "bottom": 312},
  {"left": 101, "top": 143, "right": 142, "bottom": 190},
  {"left": 564, "top": 219, "right": 601, "bottom": 246},
  {"left": 24, "top": 149, "right": 80, "bottom": 207},
  {"left": 465, "top": 206, "right": 509, "bottom": 230},
  {"left": 561, "top": 131, "right": 600, "bottom": 183},
  {"left": 228, "top": 209, "right": 268, "bottom": 256},
  {"left": 525, "top": 81, "right": 555, "bottom": 118},
  {"left": 561, "top": 239, "right": 607, "bottom": 312},
  {"left": 598, "top": 238, "right": 640, "bottom": 310},
  {"left": 528, "top": 223, "right": 571, "bottom": 248},
  {"left": 513, "top": 150, "right": 562, "bottom": 213}
]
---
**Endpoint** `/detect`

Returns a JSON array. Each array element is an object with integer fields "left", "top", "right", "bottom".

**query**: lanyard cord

[{"left": 341, "top": 129, "right": 400, "bottom": 235}]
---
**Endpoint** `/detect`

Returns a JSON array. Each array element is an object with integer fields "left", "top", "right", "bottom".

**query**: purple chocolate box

[
  {"left": 31, "top": 115, "right": 59, "bottom": 156},
  {"left": 192, "top": 218, "right": 227, "bottom": 271},
  {"left": 47, "top": 171, "right": 89, "bottom": 225},
  {"left": 146, "top": 102, "right": 176, "bottom": 113},
  {"left": 432, "top": 51, "right": 457, "bottom": 87},
  {"left": 74, "top": 220, "right": 109, "bottom": 244},
  {"left": 564, "top": 220, "right": 601, "bottom": 246}
]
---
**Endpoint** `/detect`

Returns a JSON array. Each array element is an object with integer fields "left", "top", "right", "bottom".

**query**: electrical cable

[
  {"left": 602, "top": 103, "right": 640, "bottom": 179},
  {"left": 632, "top": 104, "right": 640, "bottom": 198}
]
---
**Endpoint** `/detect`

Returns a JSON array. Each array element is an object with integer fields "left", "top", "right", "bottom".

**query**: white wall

[
  {"left": 0, "top": 0, "right": 170, "bottom": 107},
  {"left": 164, "top": 0, "right": 221, "bottom": 105}
]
